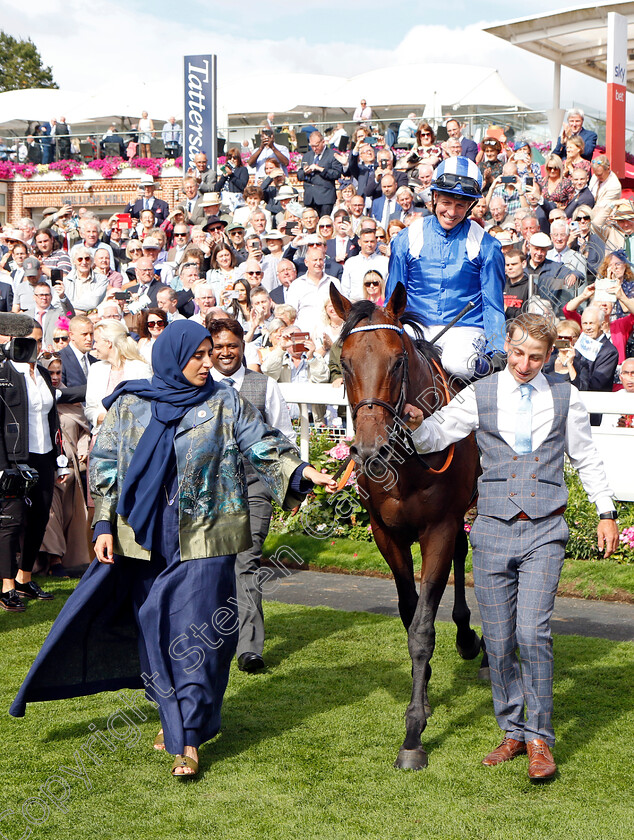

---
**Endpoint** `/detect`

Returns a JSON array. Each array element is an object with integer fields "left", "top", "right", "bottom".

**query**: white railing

[{"left": 278, "top": 384, "right": 634, "bottom": 501}]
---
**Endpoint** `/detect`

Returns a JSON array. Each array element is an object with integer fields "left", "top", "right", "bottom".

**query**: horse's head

[{"left": 331, "top": 282, "right": 410, "bottom": 470}]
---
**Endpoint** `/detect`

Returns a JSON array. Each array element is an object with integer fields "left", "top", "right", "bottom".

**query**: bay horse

[{"left": 330, "top": 282, "right": 484, "bottom": 770}]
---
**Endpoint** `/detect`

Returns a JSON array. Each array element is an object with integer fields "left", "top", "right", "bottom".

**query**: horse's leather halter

[{"left": 346, "top": 321, "right": 455, "bottom": 475}]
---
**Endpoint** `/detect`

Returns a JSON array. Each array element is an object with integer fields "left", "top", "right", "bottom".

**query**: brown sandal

[{"left": 153, "top": 730, "right": 165, "bottom": 750}]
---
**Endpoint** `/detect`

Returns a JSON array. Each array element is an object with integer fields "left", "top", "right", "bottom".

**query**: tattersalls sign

[
  {"left": 606, "top": 13, "right": 627, "bottom": 180},
  {"left": 183, "top": 55, "right": 218, "bottom": 172}
]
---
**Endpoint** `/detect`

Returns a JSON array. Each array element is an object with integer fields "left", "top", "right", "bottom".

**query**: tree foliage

[{"left": 0, "top": 31, "right": 58, "bottom": 92}]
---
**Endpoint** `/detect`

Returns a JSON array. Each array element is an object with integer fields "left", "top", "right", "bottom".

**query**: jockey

[{"left": 385, "top": 156, "right": 505, "bottom": 380}]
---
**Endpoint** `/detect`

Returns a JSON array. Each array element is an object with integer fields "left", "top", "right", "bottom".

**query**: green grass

[
  {"left": 1, "top": 586, "right": 633, "bottom": 839},
  {"left": 264, "top": 533, "right": 634, "bottom": 601}
]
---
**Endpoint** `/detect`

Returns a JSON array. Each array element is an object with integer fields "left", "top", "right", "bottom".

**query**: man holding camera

[
  {"left": 248, "top": 130, "right": 290, "bottom": 184},
  {"left": 0, "top": 321, "right": 67, "bottom": 611}
]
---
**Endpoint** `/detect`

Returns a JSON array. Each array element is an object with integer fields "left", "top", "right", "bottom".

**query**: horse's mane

[
  {"left": 400, "top": 310, "right": 442, "bottom": 366},
  {"left": 338, "top": 300, "right": 383, "bottom": 345},
  {"left": 339, "top": 300, "right": 441, "bottom": 365}
]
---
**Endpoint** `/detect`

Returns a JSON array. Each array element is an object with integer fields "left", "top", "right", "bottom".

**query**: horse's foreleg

[
  {"left": 452, "top": 527, "right": 481, "bottom": 660},
  {"left": 394, "top": 526, "right": 453, "bottom": 770},
  {"left": 371, "top": 521, "right": 417, "bottom": 630}
]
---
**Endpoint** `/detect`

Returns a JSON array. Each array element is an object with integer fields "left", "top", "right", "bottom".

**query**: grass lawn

[
  {"left": 264, "top": 533, "right": 634, "bottom": 602},
  {"left": 1, "top": 585, "right": 633, "bottom": 840}
]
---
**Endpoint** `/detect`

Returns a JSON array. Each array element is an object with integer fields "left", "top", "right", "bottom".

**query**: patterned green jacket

[{"left": 90, "top": 383, "right": 304, "bottom": 561}]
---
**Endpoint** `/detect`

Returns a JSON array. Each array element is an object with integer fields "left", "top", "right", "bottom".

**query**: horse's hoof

[
  {"left": 456, "top": 631, "right": 482, "bottom": 661},
  {"left": 394, "top": 747, "right": 428, "bottom": 770},
  {"left": 477, "top": 666, "right": 491, "bottom": 682}
]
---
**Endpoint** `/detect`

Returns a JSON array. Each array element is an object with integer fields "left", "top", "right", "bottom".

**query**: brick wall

[{"left": 2, "top": 170, "right": 302, "bottom": 226}]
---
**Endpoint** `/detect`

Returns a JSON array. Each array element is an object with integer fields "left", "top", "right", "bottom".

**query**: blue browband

[{"left": 348, "top": 324, "right": 404, "bottom": 336}]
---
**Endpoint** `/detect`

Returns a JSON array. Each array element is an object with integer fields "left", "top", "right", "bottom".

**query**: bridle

[
  {"left": 344, "top": 321, "right": 456, "bottom": 475},
  {"left": 347, "top": 323, "right": 409, "bottom": 421}
]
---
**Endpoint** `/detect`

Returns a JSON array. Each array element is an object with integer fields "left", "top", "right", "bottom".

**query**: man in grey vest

[
  {"left": 404, "top": 312, "right": 619, "bottom": 781},
  {"left": 208, "top": 318, "right": 296, "bottom": 673}
]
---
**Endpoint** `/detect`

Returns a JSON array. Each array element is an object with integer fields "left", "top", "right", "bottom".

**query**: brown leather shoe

[
  {"left": 482, "top": 736, "right": 527, "bottom": 766},
  {"left": 527, "top": 739, "right": 557, "bottom": 781}
]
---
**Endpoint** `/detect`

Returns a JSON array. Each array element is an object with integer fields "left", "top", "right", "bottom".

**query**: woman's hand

[
  {"left": 302, "top": 465, "right": 337, "bottom": 493},
  {"left": 95, "top": 534, "right": 115, "bottom": 564}
]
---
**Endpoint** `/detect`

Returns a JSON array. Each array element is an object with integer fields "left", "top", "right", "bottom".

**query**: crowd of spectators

[{"left": 0, "top": 104, "right": 633, "bottom": 584}]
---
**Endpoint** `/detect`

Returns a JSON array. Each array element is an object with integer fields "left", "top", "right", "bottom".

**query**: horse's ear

[
  {"left": 386, "top": 282, "right": 407, "bottom": 321},
  {"left": 330, "top": 283, "right": 352, "bottom": 321}
]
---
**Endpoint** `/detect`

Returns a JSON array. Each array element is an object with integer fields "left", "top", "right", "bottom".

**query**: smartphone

[
  {"left": 525, "top": 176, "right": 534, "bottom": 187},
  {"left": 291, "top": 332, "right": 310, "bottom": 353},
  {"left": 380, "top": 160, "right": 388, "bottom": 169},
  {"left": 501, "top": 175, "right": 515, "bottom": 184},
  {"left": 554, "top": 339, "right": 572, "bottom": 350},
  {"left": 285, "top": 222, "right": 297, "bottom": 236},
  {"left": 114, "top": 291, "right": 132, "bottom": 301},
  {"left": 569, "top": 221, "right": 580, "bottom": 233},
  {"left": 50, "top": 268, "right": 63, "bottom": 284}
]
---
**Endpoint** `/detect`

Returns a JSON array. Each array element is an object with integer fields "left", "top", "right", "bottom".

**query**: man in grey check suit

[{"left": 405, "top": 312, "right": 619, "bottom": 781}]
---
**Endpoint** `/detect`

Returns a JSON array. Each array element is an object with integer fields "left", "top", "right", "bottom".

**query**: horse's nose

[{"left": 350, "top": 440, "right": 391, "bottom": 469}]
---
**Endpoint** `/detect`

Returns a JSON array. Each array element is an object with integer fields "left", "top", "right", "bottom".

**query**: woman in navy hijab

[{"left": 11, "top": 321, "right": 335, "bottom": 778}]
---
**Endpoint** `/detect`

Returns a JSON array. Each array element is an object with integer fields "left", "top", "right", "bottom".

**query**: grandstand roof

[{"left": 485, "top": 2, "right": 634, "bottom": 93}]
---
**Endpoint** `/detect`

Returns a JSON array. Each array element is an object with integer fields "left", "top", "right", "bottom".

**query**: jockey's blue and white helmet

[{"left": 431, "top": 156, "right": 482, "bottom": 200}]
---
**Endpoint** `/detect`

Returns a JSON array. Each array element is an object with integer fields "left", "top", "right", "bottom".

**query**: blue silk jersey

[{"left": 386, "top": 215, "right": 506, "bottom": 352}]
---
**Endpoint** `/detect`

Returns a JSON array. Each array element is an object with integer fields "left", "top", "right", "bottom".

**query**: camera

[
  {"left": 114, "top": 291, "right": 132, "bottom": 301},
  {"left": 0, "top": 338, "right": 38, "bottom": 365},
  {"left": 501, "top": 175, "right": 516, "bottom": 184},
  {"left": 0, "top": 466, "right": 39, "bottom": 499}
]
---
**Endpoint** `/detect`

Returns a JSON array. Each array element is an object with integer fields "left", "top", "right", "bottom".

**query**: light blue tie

[{"left": 514, "top": 383, "right": 533, "bottom": 454}]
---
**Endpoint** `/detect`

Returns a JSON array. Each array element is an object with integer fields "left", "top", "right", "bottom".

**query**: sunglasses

[
  {"left": 76, "top": 256, "right": 91, "bottom": 262},
  {"left": 576, "top": 215, "right": 591, "bottom": 221},
  {"left": 147, "top": 320, "right": 165, "bottom": 328},
  {"left": 174, "top": 232, "right": 188, "bottom": 237},
  {"left": 39, "top": 352, "right": 60, "bottom": 360},
  {"left": 419, "top": 132, "right": 432, "bottom": 137},
  {"left": 319, "top": 224, "right": 333, "bottom": 229},
  {"left": 129, "top": 248, "right": 143, "bottom": 254},
  {"left": 364, "top": 280, "right": 380, "bottom": 287},
  {"left": 53, "top": 336, "right": 69, "bottom": 343},
  {"left": 246, "top": 271, "right": 263, "bottom": 276},
  {"left": 546, "top": 166, "right": 559, "bottom": 172}
]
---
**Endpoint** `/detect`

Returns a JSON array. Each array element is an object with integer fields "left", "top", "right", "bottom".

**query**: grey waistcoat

[
  {"left": 474, "top": 373, "right": 570, "bottom": 520},
  {"left": 239, "top": 369, "right": 269, "bottom": 484}
]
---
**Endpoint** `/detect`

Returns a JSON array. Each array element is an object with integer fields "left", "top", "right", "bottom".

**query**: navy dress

[{"left": 11, "top": 458, "right": 239, "bottom": 756}]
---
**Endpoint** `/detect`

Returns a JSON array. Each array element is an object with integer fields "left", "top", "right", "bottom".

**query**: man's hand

[
  {"left": 95, "top": 534, "right": 115, "bottom": 564},
  {"left": 564, "top": 273, "right": 578, "bottom": 289},
  {"left": 597, "top": 519, "right": 619, "bottom": 558},
  {"left": 403, "top": 402, "right": 424, "bottom": 430}
]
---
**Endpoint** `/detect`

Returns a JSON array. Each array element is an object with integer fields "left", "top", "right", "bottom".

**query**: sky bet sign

[
  {"left": 183, "top": 55, "right": 218, "bottom": 171},
  {"left": 607, "top": 13, "right": 627, "bottom": 179}
]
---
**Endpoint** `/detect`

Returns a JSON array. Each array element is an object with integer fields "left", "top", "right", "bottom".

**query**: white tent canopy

[{"left": 1, "top": 63, "right": 528, "bottom": 136}]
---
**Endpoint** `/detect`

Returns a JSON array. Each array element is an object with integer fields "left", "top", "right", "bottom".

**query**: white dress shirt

[
  {"left": 286, "top": 273, "right": 341, "bottom": 335},
  {"left": 341, "top": 253, "right": 389, "bottom": 302},
  {"left": 210, "top": 366, "right": 295, "bottom": 442},
  {"left": 11, "top": 362, "right": 54, "bottom": 454},
  {"left": 412, "top": 366, "right": 615, "bottom": 513}
]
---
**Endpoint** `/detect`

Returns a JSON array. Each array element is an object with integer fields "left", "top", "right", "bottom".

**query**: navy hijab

[{"left": 103, "top": 320, "right": 215, "bottom": 550}]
